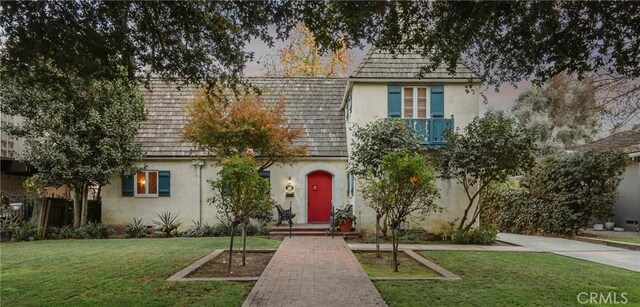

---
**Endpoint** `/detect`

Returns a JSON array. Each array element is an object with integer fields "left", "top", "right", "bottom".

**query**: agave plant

[
  {"left": 153, "top": 212, "right": 180, "bottom": 237},
  {"left": 124, "top": 218, "right": 149, "bottom": 238}
]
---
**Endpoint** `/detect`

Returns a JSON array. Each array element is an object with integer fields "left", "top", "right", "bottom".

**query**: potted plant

[
  {"left": 334, "top": 211, "right": 356, "bottom": 232},
  {"left": 605, "top": 213, "right": 615, "bottom": 231}
]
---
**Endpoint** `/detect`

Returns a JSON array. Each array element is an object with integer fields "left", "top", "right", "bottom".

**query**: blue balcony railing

[{"left": 405, "top": 116, "right": 454, "bottom": 147}]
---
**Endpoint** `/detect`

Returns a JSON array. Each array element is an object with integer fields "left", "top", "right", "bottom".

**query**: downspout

[{"left": 192, "top": 160, "right": 205, "bottom": 224}]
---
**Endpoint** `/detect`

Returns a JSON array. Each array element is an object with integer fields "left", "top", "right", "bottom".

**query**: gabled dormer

[{"left": 343, "top": 48, "right": 481, "bottom": 147}]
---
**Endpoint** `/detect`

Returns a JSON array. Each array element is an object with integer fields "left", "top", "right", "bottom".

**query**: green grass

[
  {"left": 1, "top": 237, "right": 280, "bottom": 306},
  {"left": 603, "top": 236, "right": 640, "bottom": 244},
  {"left": 354, "top": 252, "right": 440, "bottom": 278},
  {"left": 373, "top": 251, "right": 640, "bottom": 306}
]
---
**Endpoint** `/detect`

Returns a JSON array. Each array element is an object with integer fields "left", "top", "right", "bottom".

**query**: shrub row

[
  {"left": 482, "top": 185, "right": 583, "bottom": 237},
  {"left": 47, "top": 222, "right": 115, "bottom": 240}
]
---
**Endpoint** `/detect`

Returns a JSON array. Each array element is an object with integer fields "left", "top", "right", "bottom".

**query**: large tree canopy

[
  {"left": 2, "top": 1, "right": 639, "bottom": 87},
  {"left": 0, "top": 1, "right": 290, "bottom": 85}
]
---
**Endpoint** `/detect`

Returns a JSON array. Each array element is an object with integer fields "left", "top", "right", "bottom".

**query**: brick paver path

[{"left": 243, "top": 237, "right": 387, "bottom": 307}]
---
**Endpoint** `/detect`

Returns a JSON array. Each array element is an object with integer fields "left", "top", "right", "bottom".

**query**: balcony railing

[{"left": 405, "top": 116, "right": 454, "bottom": 147}]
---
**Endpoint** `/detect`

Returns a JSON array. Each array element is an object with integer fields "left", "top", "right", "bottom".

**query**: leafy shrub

[
  {"left": 526, "top": 150, "right": 629, "bottom": 224},
  {"left": 79, "top": 222, "right": 114, "bottom": 239},
  {"left": 124, "top": 218, "right": 150, "bottom": 238},
  {"left": 482, "top": 182, "right": 585, "bottom": 236},
  {"left": 46, "top": 225, "right": 80, "bottom": 239},
  {"left": 181, "top": 221, "right": 218, "bottom": 237},
  {"left": 153, "top": 211, "right": 180, "bottom": 237},
  {"left": 11, "top": 221, "right": 37, "bottom": 242},
  {"left": 451, "top": 224, "right": 498, "bottom": 245}
]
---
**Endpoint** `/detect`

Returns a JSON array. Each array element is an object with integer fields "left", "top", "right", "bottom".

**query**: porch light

[{"left": 285, "top": 176, "right": 294, "bottom": 197}]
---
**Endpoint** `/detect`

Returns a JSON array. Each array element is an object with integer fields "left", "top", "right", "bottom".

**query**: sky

[{"left": 242, "top": 39, "right": 531, "bottom": 115}]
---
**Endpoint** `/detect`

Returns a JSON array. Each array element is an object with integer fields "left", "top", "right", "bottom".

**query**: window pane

[
  {"left": 403, "top": 87, "right": 414, "bottom": 118},
  {"left": 417, "top": 92, "right": 427, "bottom": 117},
  {"left": 136, "top": 172, "right": 146, "bottom": 194},
  {"left": 417, "top": 87, "right": 427, "bottom": 98},
  {"left": 148, "top": 172, "right": 158, "bottom": 194}
]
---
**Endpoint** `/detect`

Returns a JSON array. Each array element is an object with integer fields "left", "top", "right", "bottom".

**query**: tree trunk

[
  {"left": 73, "top": 186, "right": 82, "bottom": 228},
  {"left": 381, "top": 214, "right": 388, "bottom": 238},
  {"left": 228, "top": 225, "right": 235, "bottom": 273},
  {"left": 80, "top": 184, "right": 89, "bottom": 226},
  {"left": 375, "top": 215, "right": 381, "bottom": 258},
  {"left": 392, "top": 226, "right": 399, "bottom": 272},
  {"left": 242, "top": 224, "right": 247, "bottom": 266}
]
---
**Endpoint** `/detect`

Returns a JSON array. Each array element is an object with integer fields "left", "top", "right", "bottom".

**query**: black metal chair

[{"left": 275, "top": 204, "right": 295, "bottom": 226}]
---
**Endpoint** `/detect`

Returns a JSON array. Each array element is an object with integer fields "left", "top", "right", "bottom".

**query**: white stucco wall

[
  {"left": 345, "top": 81, "right": 480, "bottom": 233},
  {"left": 102, "top": 158, "right": 348, "bottom": 229},
  {"left": 614, "top": 161, "right": 640, "bottom": 230}
]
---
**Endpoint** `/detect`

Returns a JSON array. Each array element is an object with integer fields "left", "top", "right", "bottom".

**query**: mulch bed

[{"left": 187, "top": 251, "right": 274, "bottom": 278}]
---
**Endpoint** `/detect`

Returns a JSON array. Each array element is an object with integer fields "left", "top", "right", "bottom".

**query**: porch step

[{"left": 268, "top": 230, "right": 360, "bottom": 239}]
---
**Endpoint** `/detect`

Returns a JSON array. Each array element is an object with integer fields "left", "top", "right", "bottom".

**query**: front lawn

[
  {"left": 604, "top": 236, "right": 640, "bottom": 244},
  {"left": 0, "top": 237, "right": 280, "bottom": 306},
  {"left": 375, "top": 251, "right": 640, "bottom": 306}
]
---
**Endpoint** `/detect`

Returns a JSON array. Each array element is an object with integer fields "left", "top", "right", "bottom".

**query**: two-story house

[
  {"left": 344, "top": 49, "right": 481, "bottom": 232},
  {"left": 101, "top": 48, "right": 481, "bottom": 233}
]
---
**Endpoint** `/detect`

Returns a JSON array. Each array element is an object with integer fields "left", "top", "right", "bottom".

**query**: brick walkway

[{"left": 242, "top": 237, "right": 387, "bottom": 307}]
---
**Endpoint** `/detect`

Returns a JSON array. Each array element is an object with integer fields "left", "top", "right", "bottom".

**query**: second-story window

[{"left": 402, "top": 87, "right": 429, "bottom": 118}]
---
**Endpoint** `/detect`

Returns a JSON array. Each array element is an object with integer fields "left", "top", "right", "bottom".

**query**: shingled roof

[
  {"left": 351, "top": 48, "right": 479, "bottom": 80},
  {"left": 572, "top": 130, "right": 640, "bottom": 154},
  {"left": 137, "top": 77, "right": 348, "bottom": 158}
]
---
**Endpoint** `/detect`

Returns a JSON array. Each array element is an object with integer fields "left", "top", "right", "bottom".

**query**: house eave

[{"left": 348, "top": 77, "right": 483, "bottom": 84}]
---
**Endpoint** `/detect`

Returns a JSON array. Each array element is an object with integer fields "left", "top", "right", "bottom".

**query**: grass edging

[
  {"left": 167, "top": 249, "right": 278, "bottom": 282},
  {"left": 353, "top": 249, "right": 461, "bottom": 281},
  {"left": 573, "top": 236, "right": 640, "bottom": 251}
]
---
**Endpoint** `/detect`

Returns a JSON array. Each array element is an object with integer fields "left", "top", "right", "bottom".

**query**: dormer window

[{"left": 402, "top": 86, "right": 429, "bottom": 118}]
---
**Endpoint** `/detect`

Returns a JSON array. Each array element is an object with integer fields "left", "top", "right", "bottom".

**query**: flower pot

[
  {"left": 339, "top": 220, "right": 353, "bottom": 232},
  {"left": 593, "top": 223, "right": 604, "bottom": 231},
  {"left": 605, "top": 222, "right": 615, "bottom": 230}
]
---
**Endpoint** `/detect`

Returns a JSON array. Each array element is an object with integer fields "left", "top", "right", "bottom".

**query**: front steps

[{"left": 269, "top": 224, "right": 360, "bottom": 239}]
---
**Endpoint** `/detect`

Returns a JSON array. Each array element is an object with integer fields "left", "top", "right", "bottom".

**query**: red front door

[{"left": 307, "top": 171, "right": 332, "bottom": 223}]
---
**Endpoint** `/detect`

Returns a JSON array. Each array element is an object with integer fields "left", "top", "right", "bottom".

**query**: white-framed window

[
  {"left": 402, "top": 86, "right": 429, "bottom": 119},
  {"left": 135, "top": 171, "right": 158, "bottom": 197}
]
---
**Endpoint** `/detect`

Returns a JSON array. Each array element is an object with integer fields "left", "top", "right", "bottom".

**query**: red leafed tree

[{"left": 183, "top": 86, "right": 307, "bottom": 171}]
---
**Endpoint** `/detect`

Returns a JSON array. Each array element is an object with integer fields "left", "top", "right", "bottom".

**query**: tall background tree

[
  {"left": 1, "top": 66, "right": 146, "bottom": 228},
  {"left": 512, "top": 73, "right": 601, "bottom": 155},
  {"left": 279, "top": 23, "right": 351, "bottom": 77}
]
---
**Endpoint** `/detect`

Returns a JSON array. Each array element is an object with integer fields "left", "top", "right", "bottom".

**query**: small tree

[
  {"left": 440, "top": 111, "right": 537, "bottom": 232},
  {"left": 183, "top": 86, "right": 307, "bottom": 172},
  {"left": 365, "top": 151, "right": 440, "bottom": 272},
  {"left": 209, "top": 156, "right": 275, "bottom": 272},
  {"left": 349, "top": 118, "right": 422, "bottom": 247}
]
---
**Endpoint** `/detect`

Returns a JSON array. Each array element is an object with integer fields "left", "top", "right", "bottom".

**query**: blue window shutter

[
  {"left": 158, "top": 171, "right": 171, "bottom": 197},
  {"left": 387, "top": 85, "right": 402, "bottom": 118},
  {"left": 122, "top": 175, "right": 134, "bottom": 197},
  {"left": 259, "top": 170, "right": 271, "bottom": 182},
  {"left": 430, "top": 85, "right": 444, "bottom": 118}
]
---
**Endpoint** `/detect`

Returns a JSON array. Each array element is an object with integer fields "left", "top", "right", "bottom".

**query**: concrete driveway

[{"left": 498, "top": 233, "right": 640, "bottom": 273}]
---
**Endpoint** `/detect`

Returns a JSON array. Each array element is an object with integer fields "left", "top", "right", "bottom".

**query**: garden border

[
  {"left": 167, "top": 249, "right": 278, "bottom": 282},
  {"left": 352, "top": 248, "right": 461, "bottom": 281}
]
